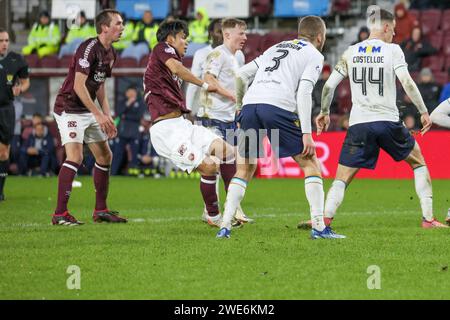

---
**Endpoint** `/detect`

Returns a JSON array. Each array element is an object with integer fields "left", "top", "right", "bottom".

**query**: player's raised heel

[
  {"left": 311, "top": 226, "right": 346, "bottom": 239},
  {"left": 93, "top": 210, "right": 128, "bottom": 223},
  {"left": 216, "top": 228, "right": 231, "bottom": 239},
  {"left": 421, "top": 218, "right": 448, "bottom": 229}
]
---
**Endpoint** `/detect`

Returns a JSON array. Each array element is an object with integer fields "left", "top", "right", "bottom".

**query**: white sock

[
  {"left": 221, "top": 178, "right": 247, "bottom": 229},
  {"left": 305, "top": 176, "right": 325, "bottom": 231},
  {"left": 324, "top": 180, "right": 346, "bottom": 219},
  {"left": 414, "top": 166, "right": 433, "bottom": 221}
]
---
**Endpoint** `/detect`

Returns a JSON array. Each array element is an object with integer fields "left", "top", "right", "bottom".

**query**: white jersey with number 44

[
  {"left": 243, "top": 39, "right": 324, "bottom": 113},
  {"left": 336, "top": 39, "right": 408, "bottom": 126}
]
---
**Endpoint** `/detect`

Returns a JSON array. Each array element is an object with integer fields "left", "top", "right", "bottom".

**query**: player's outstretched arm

[
  {"left": 317, "top": 70, "right": 345, "bottom": 135},
  {"left": 395, "top": 66, "right": 431, "bottom": 135},
  {"left": 204, "top": 72, "right": 236, "bottom": 103},
  {"left": 164, "top": 58, "right": 217, "bottom": 93},
  {"left": 235, "top": 60, "right": 259, "bottom": 110},
  {"left": 430, "top": 99, "right": 450, "bottom": 129}
]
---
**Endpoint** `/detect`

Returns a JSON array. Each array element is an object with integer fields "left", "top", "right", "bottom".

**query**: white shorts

[
  {"left": 54, "top": 112, "right": 107, "bottom": 145},
  {"left": 150, "top": 116, "right": 221, "bottom": 173}
]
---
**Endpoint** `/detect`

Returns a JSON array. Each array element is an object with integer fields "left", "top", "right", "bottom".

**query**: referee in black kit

[{"left": 0, "top": 29, "right": 30, "bottom": 201}]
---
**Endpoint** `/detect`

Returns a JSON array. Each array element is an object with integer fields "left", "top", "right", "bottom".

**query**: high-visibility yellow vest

[
  {"left": 132, "top": 22, "right": 159, "bottom": 49},
  {"left": 65, "top": 23, "right": 96, "bottom": 44},
  {"left": 26, "top": 22, "right": 61, "bottom": 48},
  {"left": 188, "top": 7, "right": 209, "bottom": 44}
]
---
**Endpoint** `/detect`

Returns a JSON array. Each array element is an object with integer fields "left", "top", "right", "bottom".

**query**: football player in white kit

[
  {"left": 216, "top": 16, "right": 346, "bottom": 239},
  {"left": 308, "top": 7, "right": 448, "bottom": 229},
  {"left": 430, "top": 98, "right": 450, "bottom": 224}
]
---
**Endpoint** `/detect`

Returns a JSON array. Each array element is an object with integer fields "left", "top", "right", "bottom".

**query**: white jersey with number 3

[
  {"left": 243, "top": 39, "right": 324, "bottom": 113},
  {"left": 336, "top": 39, "right": 408, "bottom": 126}
]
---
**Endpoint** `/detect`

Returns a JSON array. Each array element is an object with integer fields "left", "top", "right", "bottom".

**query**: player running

[
  {"left": 144, "top": 20, "right": 238, "bottom": 206},
  {"left": 52, "top": 9, "right": 127, "bottom": 225},
  {"left": 216, "top": 16, "right": 346, "bottom": 239},
  {"left": 430, "top": 98, "right": 450, "bottom": 224},
  {"left": 197, "top": 18, "right": 253, "bottom": 228},
  {"left": 301, "top": 8, "right": 447, "bottom": 229}
]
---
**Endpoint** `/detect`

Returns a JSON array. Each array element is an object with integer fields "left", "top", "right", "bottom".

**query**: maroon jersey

[
  {"left": 54, "top": 37, "right": 116, "bottom": 115},
  {"left": 143, "top": 42, "right": 190, "bottom": 122}
]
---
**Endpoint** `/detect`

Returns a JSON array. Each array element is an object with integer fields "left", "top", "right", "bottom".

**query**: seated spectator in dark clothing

[
  {"left": 417, "top": 68, "right": 441, "bottom": 113},
  {"left": 351, "top": 26, "right": 369, "bottom": 45},
  {"left": 18, "top": 123, "right": 56, "bottom": 176},
  {"left": 393, "top": 3, "right": 417, "bottom": 45},
  {"left": 401, "top": 26, "right": 437, "bottom": 72},
  {"left": 111, "top": 86, "right": 146, "bottom": 175}
]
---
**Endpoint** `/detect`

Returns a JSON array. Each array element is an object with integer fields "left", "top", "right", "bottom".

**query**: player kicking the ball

[
  {"left": 144, "top": 20, "right": 239, "bottom": 214},
  {"left": 299, "top": 7, "right": 447, "bottom": 230},
  {"left": 217, "top": 16, "right": 346, "bottom": 239},
  {"left": 52, "top": 10, "right": 127, "bottom": 225}
]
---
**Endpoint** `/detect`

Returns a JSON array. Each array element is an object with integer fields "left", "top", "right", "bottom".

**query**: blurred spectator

[
  {"left": 138, "top": 120, "right": 162, "bottom": 177},
  {"left": 400, "top": 26, "right": 437, "bottom": 72},
  {"left": 22, "top": 11, "right": 61, "bottom": 58},
  {"left": 186, "top": 7, "right": 210, "bottom": 56},
  {"left": 393, "top": 3, "right": 417, "bottom": 45},
  {"left": 121, "top": 10, "right": 158, "bottom": 62},
  {"left": 32, "top": 113, "right": 43, "bottom": 126},
  {"left": 439, "top": 70, "right": 450, "bottom": 103},
  {"left": 58, "top": 11, "right": 96, "bottom": 58},
  {"left": 113, "top": 14, "right": 135, "bottom": 52},
  {"left": 312, "top": 64, "right": 337, "bottom": 116},
  {"left": 111, "top": 86, "right": 146, "bottom": 175},
  {"left": 18, "top": 123, "right": 56, "bottom": 176},
  {"left": 351, "top": 26, "right": 369, "bottom": 45},
  {"left": 10, "top": 98, "right": 24, "bottom": 172},
  {"left": 417, "top": 68, "right": 441, "bottom": 113}
]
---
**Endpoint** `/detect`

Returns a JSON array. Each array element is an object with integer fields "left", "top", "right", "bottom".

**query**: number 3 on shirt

[{"left": 265, "top": 49, "right": 289, "bottom": 72}]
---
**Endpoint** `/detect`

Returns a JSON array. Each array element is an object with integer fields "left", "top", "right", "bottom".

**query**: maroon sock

[
  {"left": 220, "top": 163, "right": 236, "bottom": 192},
  {"left": 94, "top": 162, "right": 110, "bottom": 211},
  {"left": 55, "top": 161, "right": 80, "bottom": 214},
  {"left": 200, "top": 175, "right": 219, "bottom": 216}
]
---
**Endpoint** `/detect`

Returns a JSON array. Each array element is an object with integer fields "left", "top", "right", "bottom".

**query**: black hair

[
  {"left": 208, "top": 18, "right": 222, "bottom": 34},
  {"left": 156, "top": 19, "right": 189, "bottom": 42}
]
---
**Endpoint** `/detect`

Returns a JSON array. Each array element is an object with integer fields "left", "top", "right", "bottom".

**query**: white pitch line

[{"left": 0, "top": 210, "right": 418, "bottom": 229}]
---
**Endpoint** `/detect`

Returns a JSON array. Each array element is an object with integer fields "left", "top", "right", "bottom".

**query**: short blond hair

[
  {"left": 297, "top": 16, "right": 326, "bottom": 42},
  {"left": 221, "top": 18, "right": 246, "bottom": 30}
]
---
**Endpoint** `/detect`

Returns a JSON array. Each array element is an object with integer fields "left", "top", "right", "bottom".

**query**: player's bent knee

[{"left": 196, "top": 160, "right": 218, "bottom": 176}]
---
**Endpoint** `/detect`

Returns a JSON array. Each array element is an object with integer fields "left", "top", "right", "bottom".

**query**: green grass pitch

[{"left": 1, "top": 176, "right": 450, "bottom": 299}]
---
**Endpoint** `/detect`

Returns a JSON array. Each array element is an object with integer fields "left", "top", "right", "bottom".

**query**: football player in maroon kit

[
  {"left": 144, "top": 20, "right": 238, "bottom": 225},
  {"left": 52, "top": 9, "right": 127, "bottom": 225}
]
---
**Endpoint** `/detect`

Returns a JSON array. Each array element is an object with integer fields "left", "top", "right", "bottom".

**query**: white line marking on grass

[{"left": 0, "top": 210, "right": 418, "bottom": 230}]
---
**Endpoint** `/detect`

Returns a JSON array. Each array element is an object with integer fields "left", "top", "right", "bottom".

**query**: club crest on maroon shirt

[
  {"left": 78, "top": 58, "right": 90, "bottom": 68},
  {"left": 69, "top": 132, "right": 77, "bottom": 139}
]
